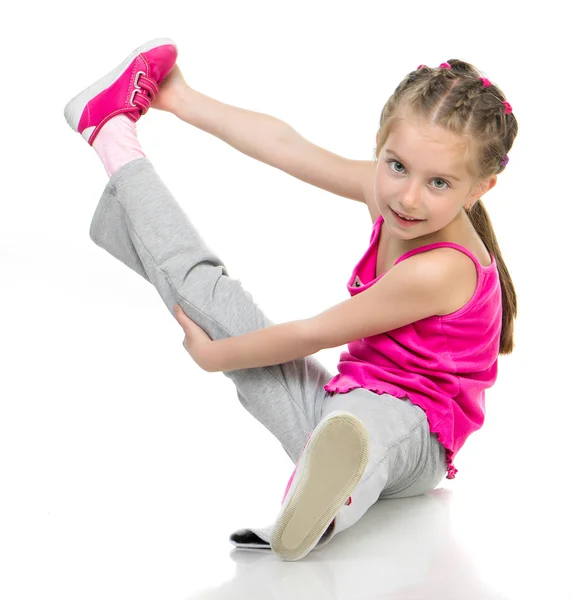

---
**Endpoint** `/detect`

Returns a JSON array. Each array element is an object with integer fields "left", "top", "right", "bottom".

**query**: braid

[
  {"left": 375, "top": 59, "right": 517, "bottom": 177},
  {"left": 411, "top": 67, "right": 456, "bottom": 116},
  {"left": 441, "top": 78, "right": 487, "bottom": 134},
  {"left": 379, "top": 66, "right": 434, "bottom": 126},
  {"left": 447, "top": 58, "right": 480, "bottom": 77}
]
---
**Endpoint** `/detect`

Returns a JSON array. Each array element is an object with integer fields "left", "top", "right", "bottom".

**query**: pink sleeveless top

[{"left": 324, "top": 213, "right": 502, "bottom": 479}]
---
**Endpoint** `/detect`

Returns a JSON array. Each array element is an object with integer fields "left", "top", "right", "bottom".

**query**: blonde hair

[{"left": 373, "top": 60, "right": 518, "bottom": 355}]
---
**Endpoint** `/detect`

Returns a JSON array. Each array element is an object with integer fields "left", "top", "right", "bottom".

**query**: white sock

[{"left": 92, "top": 114, "right": 146, "bottom": 177}]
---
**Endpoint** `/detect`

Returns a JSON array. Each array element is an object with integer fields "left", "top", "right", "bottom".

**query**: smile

[{"left": 391, "top": 208, "right": 424, "bottom": 224}]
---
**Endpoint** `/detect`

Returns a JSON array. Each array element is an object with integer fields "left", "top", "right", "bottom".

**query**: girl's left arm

[
  {"left": 173, "top": 304, "right": 318, "bottom": 372},
  {"left": 202, "top": 320, "right": 319, "bottom": 372},
  {"left": 175, "top": 248, "right": 462, "bottom": 373}
]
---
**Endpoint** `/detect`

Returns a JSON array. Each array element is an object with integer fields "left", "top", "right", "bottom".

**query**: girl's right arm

[{"left": 172, "top": 86, "right": 374, "bottom": 205}]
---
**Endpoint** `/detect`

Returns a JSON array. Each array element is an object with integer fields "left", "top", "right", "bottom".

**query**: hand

[{"left": 173, "top": 304, "right": 213, "bottom": 371}]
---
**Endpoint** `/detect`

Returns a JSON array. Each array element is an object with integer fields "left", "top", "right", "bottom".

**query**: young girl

[{"left": 64, "top": 38, "right": 518, "bottom": 562}]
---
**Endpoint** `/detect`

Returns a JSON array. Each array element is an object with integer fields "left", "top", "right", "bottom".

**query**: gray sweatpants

[{"left": 89, "top": 157, "right": 448, "bottom": 550}]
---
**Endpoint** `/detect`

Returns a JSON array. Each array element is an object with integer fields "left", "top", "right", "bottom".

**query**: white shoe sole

[{"left": 270, "top": 411, "right": 369, "bottom": 561}]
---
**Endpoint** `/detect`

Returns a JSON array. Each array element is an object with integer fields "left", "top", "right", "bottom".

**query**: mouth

[{"left": 391, "top": 208, "right": 424, "bottom": 223}]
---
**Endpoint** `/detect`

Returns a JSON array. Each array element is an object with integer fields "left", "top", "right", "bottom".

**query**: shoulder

[
  {"left": 399, "top": 247, "right": 477, "bottom": 316},
  {"left": 407, "top": 246, "right": 476, "bottom": 272}
]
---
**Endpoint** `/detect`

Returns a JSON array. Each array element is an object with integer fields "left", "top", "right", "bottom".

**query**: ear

[{"left": 465, "top": 175, "right": 497, "bottom": 210}]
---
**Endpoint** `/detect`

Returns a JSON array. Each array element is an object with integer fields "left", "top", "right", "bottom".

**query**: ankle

[
  {"left": 92, "top": 115, "right": 145, "bottom": 177},
  {"left": 152, "top": 82, "right": 190, "bottom": 117}
]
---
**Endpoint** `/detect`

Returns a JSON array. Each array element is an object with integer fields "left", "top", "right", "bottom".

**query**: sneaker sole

[
  {"left": 270, "top": 411, "right": 369, "bottom": 561},
  {"left": 63, "top": 37, "right": 177, "bottom": 136}
]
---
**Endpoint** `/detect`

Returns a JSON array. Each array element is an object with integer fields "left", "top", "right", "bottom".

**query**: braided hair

[{"left": 376, "top": 60, "right": 517, "bottom": 176}]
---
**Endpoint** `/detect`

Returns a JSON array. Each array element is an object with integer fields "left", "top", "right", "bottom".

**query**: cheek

[{"left": 374, "top": 170, "right": 393, "bottom": 198}]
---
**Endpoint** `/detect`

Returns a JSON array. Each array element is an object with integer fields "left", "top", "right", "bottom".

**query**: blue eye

[
  {"left": 387, "top": 158, "right": 451, "bottom": 190},
  {"left": 387, "top": 159, "right": 405, "bottom": 173},
  {"left": 433, "top": 178, "right": 449, "bottom": 190}
]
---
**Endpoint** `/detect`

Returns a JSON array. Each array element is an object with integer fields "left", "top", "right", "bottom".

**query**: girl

[{"left": 64, "top": 39, "right": 518, "bottom": 562}]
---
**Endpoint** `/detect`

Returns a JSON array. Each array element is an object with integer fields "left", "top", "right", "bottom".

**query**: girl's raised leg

[
  {"left": 64, "top": 39, "right": 335, "bottom": 465},
  {"left": 89, "top": 156, "right": 335, "bottom": 462}
]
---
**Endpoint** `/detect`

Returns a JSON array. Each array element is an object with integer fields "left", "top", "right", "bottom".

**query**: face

[{"left": 374, "top": 113, "right": 491, "bottom": 243}]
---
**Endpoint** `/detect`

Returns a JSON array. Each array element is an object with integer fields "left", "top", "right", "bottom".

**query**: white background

[{"left": 1, "top": 1, "right": 570, "bottom": 599}]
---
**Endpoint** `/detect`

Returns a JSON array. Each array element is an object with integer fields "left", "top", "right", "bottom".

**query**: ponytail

[{"left": 466, "top": 200, "right": 517, "bottom": 354}]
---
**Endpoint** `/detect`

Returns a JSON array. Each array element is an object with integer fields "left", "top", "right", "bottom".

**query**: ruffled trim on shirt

[{"left": 325, "top": 385, "right": 458, "bottom": 479}]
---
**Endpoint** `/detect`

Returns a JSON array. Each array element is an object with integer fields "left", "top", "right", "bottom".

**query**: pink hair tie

[
  {"left": 417, "top": 64, "right": 429, "bottom": 70},
  {"left": 439, "top": 62, "right": 451, "bottom": 69},
  {"left": 480, "top": 77, "right": 491, "bottom": 87},
  {"left": 503, "top": 101, "right": 513, "bottom": 114},
  {"left": 501, "top": 155, "right": 509, "bottom": 167}
]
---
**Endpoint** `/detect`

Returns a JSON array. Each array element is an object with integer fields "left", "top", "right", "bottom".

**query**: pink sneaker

[
  {"left": 64, "top": 38, "right": 178, "bottom": 145},
  {"left": 271, "top": 410, "right": 369, "bottom": 561}
]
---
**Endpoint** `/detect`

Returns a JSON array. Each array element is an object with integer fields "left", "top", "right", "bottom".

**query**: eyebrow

[{"left": 385, "top": 149, "right": 462, "bottom": 182}]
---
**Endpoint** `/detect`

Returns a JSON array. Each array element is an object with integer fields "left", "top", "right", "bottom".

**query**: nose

[{"left": 399, "top": 179, "right": 422, "bottom": 212}]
